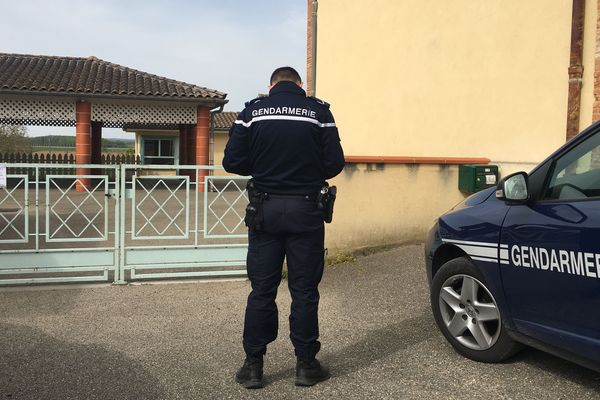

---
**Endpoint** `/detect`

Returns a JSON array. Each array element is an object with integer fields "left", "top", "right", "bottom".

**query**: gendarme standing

[{"left": 223, "top": 66, "right": 345, "bottom": 388}]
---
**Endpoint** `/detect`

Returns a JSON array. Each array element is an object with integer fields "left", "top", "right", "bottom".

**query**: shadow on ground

[
  {"left": 509, "top": 346, "right": 600, "bottom": 392},
  {"left": 266, "top": 312, "right": 436, "bottom": 384},
  {"left": 0, "top": 323, "right": 166, "bottom": 400}
]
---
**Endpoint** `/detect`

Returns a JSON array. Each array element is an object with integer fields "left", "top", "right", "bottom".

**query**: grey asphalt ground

[{"left": 1, "top": 244, "right": 599, "bottom": 399}]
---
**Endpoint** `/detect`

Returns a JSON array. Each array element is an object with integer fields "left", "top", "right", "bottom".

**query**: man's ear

[{"left": 296, "top": 81, "right": 303, "bottom": 88}]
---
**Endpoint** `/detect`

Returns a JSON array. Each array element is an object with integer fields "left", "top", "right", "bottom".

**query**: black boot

[
  {"left": 235, "top": 356, "right": 264, "bottom": 389},
  {"left": 295, "top": 358, "right": 331, "bottom": 387}
]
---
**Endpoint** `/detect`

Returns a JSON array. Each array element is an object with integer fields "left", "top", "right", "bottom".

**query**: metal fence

[
  {"left": 0, "top": 152, "right": 140, "bottom": 164},
  {"left": 0, "top": 163, "right": 249, "bottom": 285}
]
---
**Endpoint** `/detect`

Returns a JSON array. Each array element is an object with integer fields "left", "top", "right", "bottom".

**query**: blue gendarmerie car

[{"left": 425, "top": 123, "right": 600, "bottom": 372}]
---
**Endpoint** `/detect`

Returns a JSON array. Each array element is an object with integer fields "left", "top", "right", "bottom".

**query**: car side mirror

[{"left": 496, "top": 171, "right": 529, "bottom": 203}]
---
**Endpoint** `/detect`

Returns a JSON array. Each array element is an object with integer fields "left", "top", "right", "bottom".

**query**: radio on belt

[{"left": 458, "top": 164, "right": 499, "bottom": 194}]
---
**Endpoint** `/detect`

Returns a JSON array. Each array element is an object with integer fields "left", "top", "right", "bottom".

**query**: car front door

[{"left": 500, "top": 131, "right": 600, "bottom": 364}]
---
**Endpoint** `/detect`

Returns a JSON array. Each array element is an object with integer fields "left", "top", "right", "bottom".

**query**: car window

[{"left": 544, "top": 132, "right": 600, "bottom": 200}]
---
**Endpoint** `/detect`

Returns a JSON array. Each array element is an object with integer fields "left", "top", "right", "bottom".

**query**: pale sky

[{"left": 1, "top": 0, "right": 307, "bottom": 138}]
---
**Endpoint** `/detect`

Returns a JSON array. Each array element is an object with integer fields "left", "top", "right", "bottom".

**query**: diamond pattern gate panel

[
  {"left": 0, "top": 164, "right": 120, "bottom": 285},
  {"left": 46, "top": 176, "right": 108, "bottom": 242},
  {"left": 204, "top": 177, "right": 248, "bottom": 239},
  {"left": 121, "top": 165, "right": 249, "bottom": 281},
  {"left": 0, "top": 175, "right": 28, "bottom": 244},
  {"left": 132, "top": 176, "right": 189, "bottom": 240}
]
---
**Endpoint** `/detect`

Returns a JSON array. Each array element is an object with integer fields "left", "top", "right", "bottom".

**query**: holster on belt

[
  {"left": 317, "top": 182, "right": 337, "bottom": 223},
  {"left": 245, "top": 179, "right": 265, "bottom": 231}
]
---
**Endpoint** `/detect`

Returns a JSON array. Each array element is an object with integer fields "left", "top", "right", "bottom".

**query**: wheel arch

[{"left": 431, "top": 244, "right": 468, "bottom": 279}]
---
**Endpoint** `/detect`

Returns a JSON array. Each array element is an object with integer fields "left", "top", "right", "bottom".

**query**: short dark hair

[{"left": 270, "top": 66, "right": 302, "bottom": 85}]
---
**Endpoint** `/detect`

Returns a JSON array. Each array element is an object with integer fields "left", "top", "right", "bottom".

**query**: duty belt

[{"left": 265, "top": 193, "right": 318, "bottom": 201}]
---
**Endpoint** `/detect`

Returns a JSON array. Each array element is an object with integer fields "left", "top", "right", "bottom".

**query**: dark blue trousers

[{"left": 243, "top": 195, "right": 325, "bottom": 360}]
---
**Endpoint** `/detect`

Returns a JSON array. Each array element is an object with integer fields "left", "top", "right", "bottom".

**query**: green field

[
  {"left": 31, "top": 146, "right": 132, "bottom": 154},
  {"left": 30, "top": 135, "right": 134, "bottom": 150}
]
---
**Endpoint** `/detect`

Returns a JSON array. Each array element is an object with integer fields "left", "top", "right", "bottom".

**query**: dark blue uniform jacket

[{"left": 222, "top": 81, "right": 345, "bottom": 194}]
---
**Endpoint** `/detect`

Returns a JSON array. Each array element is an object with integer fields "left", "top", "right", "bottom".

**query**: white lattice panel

[
  {"left": 92, "top": 102, "right": 196, "bottom": 127},
  {"left": 0, "top": 99, "right": 75, "bottom": 126}
]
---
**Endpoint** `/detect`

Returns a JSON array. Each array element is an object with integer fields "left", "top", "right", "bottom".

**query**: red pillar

[
  {"left": 195, "top": 107, "right": 210, "bottom": 191},
  {"left": 75, "top": 101, "right": 92, "bottom": 191}
]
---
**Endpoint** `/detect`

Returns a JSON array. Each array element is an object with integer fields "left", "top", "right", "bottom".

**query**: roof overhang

[{"left": 0, "top": 89, "right": 228, "bottom": 109}]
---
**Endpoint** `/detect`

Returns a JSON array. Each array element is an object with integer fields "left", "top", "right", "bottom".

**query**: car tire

[{"left": 431, "top": 256, "right": 521, "bottom": 363}]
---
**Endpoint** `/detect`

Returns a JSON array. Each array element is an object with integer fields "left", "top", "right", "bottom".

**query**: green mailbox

[{"left": 458, "top": 164, "right": 499, "bottom": 194}]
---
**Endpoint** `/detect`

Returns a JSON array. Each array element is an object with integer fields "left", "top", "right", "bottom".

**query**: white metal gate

[{"left": 0, "top": 163, "right": 249, "bottom": 285}]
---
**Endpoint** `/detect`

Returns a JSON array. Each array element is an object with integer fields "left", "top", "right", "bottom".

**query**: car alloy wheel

[
  {"left": 431, "top": 257, "right": 521, "bottom": 362},
  {"left": 438, "top": 274, "right": 501, "bottom": 351}
]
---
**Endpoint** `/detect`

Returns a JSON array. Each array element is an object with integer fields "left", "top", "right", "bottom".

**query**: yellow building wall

[
  {"left": 316, "top": 0, "right": 573, "bottom": 164},
  {"left": 313, "top": 0, "right": 599, "bottom": 251},
  {"left": 214, "top": 131, "right": 229, "bottom": 176},
  {"left": 327, "top": 164, "right": 462, "bottom": 251}
]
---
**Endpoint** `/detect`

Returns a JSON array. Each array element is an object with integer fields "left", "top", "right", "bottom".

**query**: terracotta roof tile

[
  {"left": 0, "top": 53, "right": 227, "bottom": 101},
  {"left": 213, "top": 111, "right": 238, "bottom": 130}
]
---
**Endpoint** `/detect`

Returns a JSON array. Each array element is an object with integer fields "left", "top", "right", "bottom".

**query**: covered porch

[{"left": 0, "top": 53, "right": 228, "bottom": 191}]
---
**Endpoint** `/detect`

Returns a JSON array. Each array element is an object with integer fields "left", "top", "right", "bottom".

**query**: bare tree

[{"left": 0, "top": 125, "right": 31, "bottom": 153}]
